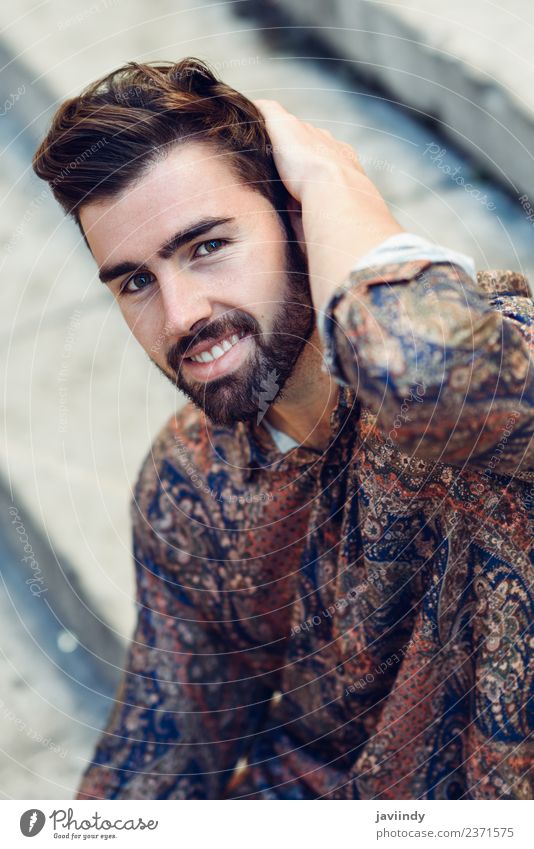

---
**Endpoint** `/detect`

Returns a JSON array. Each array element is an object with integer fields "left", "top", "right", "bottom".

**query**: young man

[{"left": 33, "top": 58, "right": 533, "bottom": 800}]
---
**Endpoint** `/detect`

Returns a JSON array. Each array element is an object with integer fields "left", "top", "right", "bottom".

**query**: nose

[{"left": 158, "top": 269, "right": 213, "bottom": 339}]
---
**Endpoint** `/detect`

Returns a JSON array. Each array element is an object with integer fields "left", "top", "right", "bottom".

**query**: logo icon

[
  {"left": 256, "top": 368, "right": 280, "bottom": 425},
  {"left": 20, "top": 809, "right": 46, "bottom": 837}
]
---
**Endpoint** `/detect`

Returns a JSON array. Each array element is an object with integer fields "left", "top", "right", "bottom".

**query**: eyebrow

[{"left": 98, "top": 216, "right": 237, "bottom": 284}]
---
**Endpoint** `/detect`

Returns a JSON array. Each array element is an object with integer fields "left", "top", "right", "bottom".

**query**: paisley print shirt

[{"left": 77, "top": 259, "right": 534, "bottom": 800}]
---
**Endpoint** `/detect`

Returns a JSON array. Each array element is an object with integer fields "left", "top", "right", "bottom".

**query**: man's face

[{"left": 80, "top": 142, "right": 314, "bottom": 426}]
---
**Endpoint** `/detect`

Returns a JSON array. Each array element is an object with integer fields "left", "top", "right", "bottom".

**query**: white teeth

[{"left": 190, "top": 332, "right": 245, "bottom": 364}]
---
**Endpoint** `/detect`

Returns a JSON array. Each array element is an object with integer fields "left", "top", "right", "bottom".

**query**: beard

[{"left": 153, "top": 234, "right": 315, "bottom": 427}]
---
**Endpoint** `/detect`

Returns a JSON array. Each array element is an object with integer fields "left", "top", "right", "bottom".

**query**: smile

[
  {"left": 188, "top": 331, "right": 246, "bottom": 363},
  {"left": 182, "top": 330, "right": 253, "bottom": 381}
]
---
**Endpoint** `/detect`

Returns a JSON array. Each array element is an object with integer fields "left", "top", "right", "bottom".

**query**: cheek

[
  {"left": 231, "top": 244, "right": 288, "bottom": 309},
  {"left": 120, "top": 300, "right": 163, "bottom": 357}
]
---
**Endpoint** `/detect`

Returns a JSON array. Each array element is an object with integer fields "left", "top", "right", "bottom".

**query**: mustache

[{"left": 166, "top": 311, "right": 259, "bottom": 374}]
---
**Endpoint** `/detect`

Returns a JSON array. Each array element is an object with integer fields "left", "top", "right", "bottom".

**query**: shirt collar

[{"left": 235, "top": 383, "right": 359, "bottom": 481}]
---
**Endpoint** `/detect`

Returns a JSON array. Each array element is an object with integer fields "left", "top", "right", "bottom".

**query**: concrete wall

[{"left": 275, "top": 0, "right": 534, "bottom": 203}]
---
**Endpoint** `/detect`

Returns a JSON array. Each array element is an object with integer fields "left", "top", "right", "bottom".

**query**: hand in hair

[
  {"left": 253, "top": 98, "right": 404, "bottom": 311},
  {"left": 254, "top": 98, "right": 367, "bottom": 202}
]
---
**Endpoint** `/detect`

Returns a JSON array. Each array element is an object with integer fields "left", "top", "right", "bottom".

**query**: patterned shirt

[{"left": 77, "top": 257, "right": 534, "bottom": 800}]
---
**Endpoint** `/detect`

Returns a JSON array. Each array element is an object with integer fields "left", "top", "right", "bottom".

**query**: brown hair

[{"left": 32, "top": 57, "right": 295, "bottom": 242}]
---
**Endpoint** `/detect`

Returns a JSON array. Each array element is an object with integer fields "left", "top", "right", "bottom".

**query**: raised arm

[
  {"left": 253, "top": 99, "right": 534, "bottom": 477},
  {"left": 318, "top": 253, "right": 534, "bottom": 475}
]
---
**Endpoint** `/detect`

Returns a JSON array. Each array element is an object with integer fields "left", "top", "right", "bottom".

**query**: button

[
  {"left": 225, "top": 755, "right": 249, "bottom": 796},
  {"left": 234, "top": 755, "right": 248, "bottom": 775},
  {"left": 270, "top": 689, "right": 283, "bottom": 707}
]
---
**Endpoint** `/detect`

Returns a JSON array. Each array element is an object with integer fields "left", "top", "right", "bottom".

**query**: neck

[{"left": 263, "top": 326, "right": 339, "bottom": 451}]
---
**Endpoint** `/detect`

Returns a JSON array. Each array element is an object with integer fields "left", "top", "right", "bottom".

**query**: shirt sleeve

[
  {"left": 75, "top": 468, "right": 278, "bottom": 800},
  {"left": 317, "top": 236, "right": 534, "bottom": 477},
  {"left": 316, "top": 232, "right": 477, "bottom": 355}
]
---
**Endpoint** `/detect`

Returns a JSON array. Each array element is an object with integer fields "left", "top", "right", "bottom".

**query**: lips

[
  {"left": 181, "top": 330, "right": 253, "bottom": 382},
  {"left": 184, "top": 330, "right": 247, "bottom": 363}
]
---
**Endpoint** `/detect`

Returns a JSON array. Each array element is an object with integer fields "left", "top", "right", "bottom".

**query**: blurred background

[{"left": 1, "top": 0, "right": 534, "bottom": 798}]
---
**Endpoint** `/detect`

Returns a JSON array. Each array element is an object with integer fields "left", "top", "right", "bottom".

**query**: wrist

[
  {"left": 300, "top": 160, "right": 371, "bottom": 206},
  {"left": 301, "top": 163, "right": 399, "bottom": 242},
  {"left": 300, "top": 168, "right": 404, "bottom": 306}
]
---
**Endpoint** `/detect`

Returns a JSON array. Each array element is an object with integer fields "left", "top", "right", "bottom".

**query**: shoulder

[
  {"left": 477, "top": 269, "right": 534, "bottom": 349},
  {"left": 133, "top": 402, "right": 200, "bottom": 489},
  {"left": 129, "top": 403, "right": 222, "bottom": 576},
  {"left": 476, "top": 268, "right": 532, "bottom": 300},
  {"left": 129, "top": 402, "right": 244, "bottom": 551},
  {"left": 134, "top": 402, "right": 208, "bottom": 492},
  {"left": 129, "top": 402, "right": 212, "bottom": 535}
]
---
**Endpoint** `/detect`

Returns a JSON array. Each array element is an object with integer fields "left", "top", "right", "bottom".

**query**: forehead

[{"left": 79, "top": 141, "right": 259, "bottom": 260}]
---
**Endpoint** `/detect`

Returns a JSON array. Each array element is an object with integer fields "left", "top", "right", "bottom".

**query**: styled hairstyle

[{"left": 32, "top": 57, "right": 295, "bottom": 244}]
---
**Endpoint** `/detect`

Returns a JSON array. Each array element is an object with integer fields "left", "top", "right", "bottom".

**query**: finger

[
  {"left": 253, "top": 99, "right": 297, "bottom": 121},
  {"left": 253, "top": 98, "right": 286, "bottom": 110}
]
